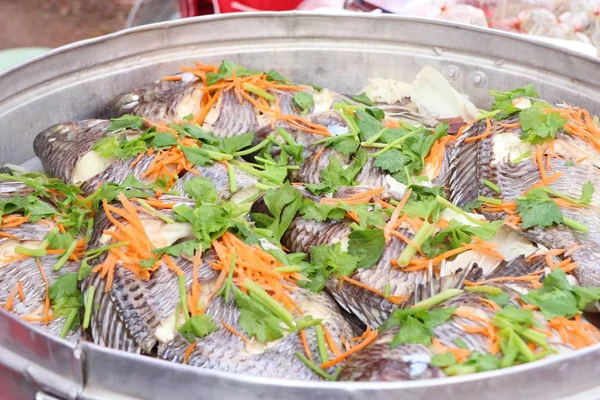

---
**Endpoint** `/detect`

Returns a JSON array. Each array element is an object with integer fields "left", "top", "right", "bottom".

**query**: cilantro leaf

[
  {"left": 300, "top": 243, "right": 360, "bottom": 292},
  {"left": 182, "top": 123, "right": 219, "bottom": 144},
  {"left": 234, "top": 286, "right": 284, "bottom": 342},
  {"left": 304, "top": 181, "right": 337, "bottom": 196},
  {"left": 422, "top": 220, "right": 502, "bottom": 258},
  {"left": 384, "top": 306, "right": 457, "bottom": 348},
  {"left": 109, "top": 115, "right": 145, "bottom": 131},
  {"left": 181, "top": 146, "right": 214, "bottom": 166},
  {"left": 581, "top": 181, "right": 594, "bottom": 204},
  {"left": 374, "top": 149, "right": 409, "bottom": 174},
  {"left": 431, "top": 352, "right": 458, "bottom": 368},
  {"left": 152, "top": 240, "right": 199, "bottom": 258},
  {"left": 151, "top": 133, "right": 178, "bottom": 149},
  {"left": 355, "top": 109, "right": 383, "bottom": 141},
  {"left": 489, "top": 85, "right": 539, "bottom": 115},
  {"left": 332, "top": 137, "right": 360, "bottom": 156},
  {"left": 219, "top": 132, "right": 255, "bottom": 155},
  {"left": 49, "top": 273, "right": 79, "bottom": 300},
  {"left": 516, "top": 188, "right": 563, "bottom": 229},
  {"left": 402, "top": 185, "right": 446, "bottom": 222},
  {"left": 486, "top": 291, "right": 511, "bottom": 308},
  {"left": 293, "top": 92, "right": 314, "bottom": 115},
  {"left": 520, "top": 103, "right": 566, "bottom": 144},
  {"left": 206, "top": 60, "right": 261, "bottom": 86},
  {"left": 351, "top": 93, "right": 375, "bottom": 106},
  {"left": 320, "top": 149, "right": 367, "bottom": 186},
  {"left": 253, "top": 183, "right": 302, "bottom": 243},
  {"left": 347, "top": 229, "right": 385, "bottom": 269},
  {"left": 299, "top": 199, "right": 346, "bottom": 222},
  {"left": 178, "top": 315, "right": 219, "bottom": 343},
  {"left": 266, "top": 69, "right": 290, "bottom": 84},
  {"left": 192, "top": 203, "right": 235, "bottom": 249},
  {"left": 521, "top": 269, "right": 600, "bottom": 318},
  {"left": 183, "top": 177, "right": 218, "bottom": 203}
]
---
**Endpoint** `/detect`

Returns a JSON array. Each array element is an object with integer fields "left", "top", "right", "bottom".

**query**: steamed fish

[
  {"left": 340, "top": 274, "right": 600, "bottom": 381},
  {"left": 444, "top": 115, "right": 600, "bottom": 287},
  {"left": 85, "top": 194, "right": 354, "bottom": 379},
  {"left": 0, "top": 178, "right": 81, "bottom": 340}
]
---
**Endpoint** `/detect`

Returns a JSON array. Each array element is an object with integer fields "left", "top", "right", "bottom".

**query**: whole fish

[
  {"left": 0, "top": 179, "right": 80, "bottom": 340},
  {"left": 33, "top": 119, "right": 260, "bottom": 201},
  {"left": 85, "top": 195, "right": 354, "bottom": 379},
  {"left": 443, "top": 117, "right": 600, "bottom": 287},
  {"left": 340, "top": 276, "right": 600, "bottom": 381},
  {"left": 107, "top": 73, "right": 316, "bottom": 138},
  {"left": 33, "top": 119, "right": 145, "bottom": 189},
  {"left": 107, "top": 73, "right": 205, "bottom": 125}
]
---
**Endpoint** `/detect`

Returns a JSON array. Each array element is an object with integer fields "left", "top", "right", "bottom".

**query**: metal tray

[{"left": 1, "top": 12, "right": 600, "bottom": 400}]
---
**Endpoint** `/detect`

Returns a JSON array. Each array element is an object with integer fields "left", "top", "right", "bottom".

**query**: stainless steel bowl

[{"left": 1, "top": 12, "right": 600, "bottom": 400}]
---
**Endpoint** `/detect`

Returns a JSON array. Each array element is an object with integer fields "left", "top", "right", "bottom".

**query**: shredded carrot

[
  {"left": 300, "top": 329, "right": 314, "bottom": 362},
  {"left": 341, "top": 275, "right": 407, "bottom": 305},
  {"left": 432, "top": 338, "right": 471, "bottom": 362},
  {"left": 183, "top": 342, "right": 197, "bottom": 364},
  {"left": 526, "top": 248, "right": 565, "bottom": 262},
  {"left": 534, "top": 146, "right": 548, "bottom": 181},
  {"left": 464, "top": 274, "right": 540, "bottom": 286},
  {"left": 36, "top": 258, "right": 51, "bottom": 325},
  {"left": 0, "top": 232, "right": 18, "bottom": 239},
  {"left": 320, "top": 187, "right": 384, "bottom": 206},
  {"left": 374, "top": 198, "right": 394, "bottom": 209},
  {"left": 402, "top": 240, "right": 503, "bottom": 270},
  {"left": 523, "top": 172, "right": 563, "bottom": 194},
  {"left": 548, "top": 315, "right": 600, "bottom": 349},
  {"left": 4, "top": 283, "right": 19, "bottom": 311},
  {"left": 17, "top": 282, "right": 25, "bottom": 302},
  {"left": 384, "top": 188, "right": 412, "bottom": 243},
  {"left": 390, "top": 230, "right": 423, "bottom": 254},
  {"left": 464, "top": 118, "right": 492, "bottom": 143},
  {"left": 321, "top": 324, "right": 343, "bottom": 356},
  {"left": 220, "top": 318, "right": 250, "bottom": 345},
  {"left": 162, "top": 75, "right": 183, "bottom": 82},
  {"left": 501, "top": 122, "right": 521, "bottom": 129},
  {"left": 313, "top": 147, "right": 325, "bottom": 163},
  {"left": 0, "top": 215, "right": 29, "bottom": 229},
  {"left": 21, "top": 315, "right": 55, "bottom": 323},
  {"left": 479, "top": 297, "right": 501, "bottom": 311},
  {"left": 131, "top": 153, "right": 144, "bottom": 167},
  {"left": 320, "top": 329, "right": 379, "bottom": 369}
]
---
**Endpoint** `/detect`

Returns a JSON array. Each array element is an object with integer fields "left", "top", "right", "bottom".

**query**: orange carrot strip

[
  {"left": 220, "top": 318, "right": 250, "bottom": 345},
  {"left": 320, "top": 329, "right": 379, "bottom": 369},
  {"left": 183, "top": 342, "right": 197, "bottom": 364},
  {"left": 300, "top": 329, "right": 314, "bottom": 362},
  {"left": 464, "top": 119, "right": 492, "bottom": 143}
]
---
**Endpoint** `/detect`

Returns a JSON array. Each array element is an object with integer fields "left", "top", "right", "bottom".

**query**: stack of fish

[{"left": 2, "top": 60, "right": 600, "bottom": 382}]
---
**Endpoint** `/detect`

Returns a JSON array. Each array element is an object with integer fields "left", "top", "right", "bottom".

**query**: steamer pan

[{"left": 1, "top": 12, "right": 600, "bottom": 400}]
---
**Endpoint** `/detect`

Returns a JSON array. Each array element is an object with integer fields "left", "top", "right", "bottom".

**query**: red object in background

[{"left": 179, "top": 0, "right": 306, "bottom": 16}]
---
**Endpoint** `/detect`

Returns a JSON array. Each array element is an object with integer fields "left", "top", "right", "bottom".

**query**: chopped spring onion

[
  {"left": 83, "top": 286, "right": 95, "bottom": 329},
  {"left": 227, "top": 163, "right": 237, "bottom": 194},
  {"left": 178, "top": 274, "right": 190, "bottom": 321},
  {"left": 396, "top": 221, "right": 436, "bottom": 267},
  {"left": 53, "top": 240, "right": 78, "bottom": 271},
  {"left": 483, "top": 180, "right": 501, "bottom": 193},
  {"left": 137, "top": 199, "right": 175, "bottom": 224},
  {"left": 244, "top": 279, "right": 294, "bottom": 328},
  {"left": 413, "top": 289, "right": 463, "bottom": 309},
  {"left": 478, "top": 196, "right": 502, "bottom": 205},
  {"left": 465, "top": 286, "right": 503, "bottom": 295},
  {"left": 243, "top": 83, "right": 276, "bottom": 102},
  {"left": 315, "top": 325, "right": 329, "bottom": 363},
  {"left": 59, "top": 308, "right": 78, "bottom": 339},
  {"left": 14, "top": 247, "right": 47, "bottom": 257},
  {"left": 295, "top": 351, "right": 336, "bottom": 380}
]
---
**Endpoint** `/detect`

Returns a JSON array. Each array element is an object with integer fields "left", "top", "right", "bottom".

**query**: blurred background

[{"left": 1, "top": 0, "right": 599, "bottom": 70}]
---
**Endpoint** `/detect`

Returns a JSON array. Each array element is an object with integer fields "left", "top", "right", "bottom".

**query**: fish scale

[
  {"left": 85, "top": 195, "right": 355, "bottom": 380},
  {"left": 107, "top": 75, "right": 203, "bottom": 123},
  {"left": 282, "top": 216, "right": 420, "bottom": 327},
  {"left": 159, "top": 288, "right": 354, "bottom": 380},
  {"left": 0, "top": 180, "right": 80, "bottom": 340},
  {"left": 495, "top": 159, "right": 600, "bottom": 287}
]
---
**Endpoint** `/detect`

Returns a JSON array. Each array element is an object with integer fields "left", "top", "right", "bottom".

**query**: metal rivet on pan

[
  {"left": 432, "top": 46, "right": 443, "bottom": 55},
  {"left": 472, "top": 72, "right": 487, "bottom": 87},
  {"left": 442, "top": 65, "right": 460, "bottom": 81}
]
